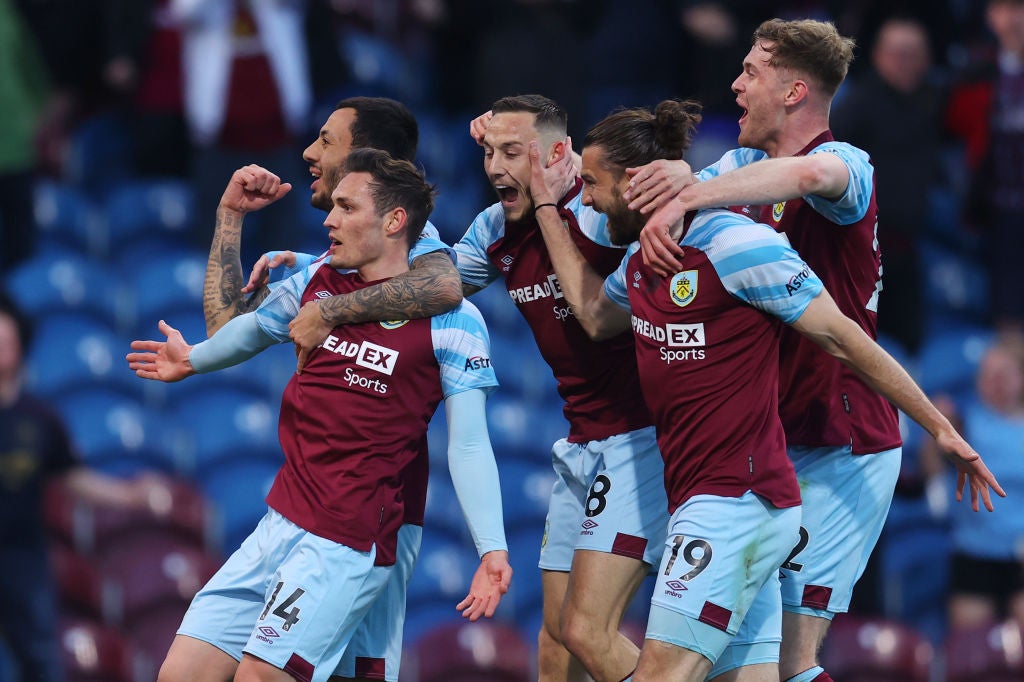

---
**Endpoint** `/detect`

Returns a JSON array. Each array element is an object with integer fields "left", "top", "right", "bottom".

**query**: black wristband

[{"left": 535, "top": 202, "right": 558, "bottom": 211}]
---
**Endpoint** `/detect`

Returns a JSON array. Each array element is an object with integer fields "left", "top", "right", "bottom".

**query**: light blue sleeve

[
  {"left": 254, "top": 260, "right": 326, "bottom": 339},
  {"left": 691, "top": 209, "right": 823, "bottom": 324},
  {"left": 268, "top": 251, "right": 322, "bottom": 286},
  {"left": 410, "top": 220, "right": 456, "bottom": 264},
  {"left": 445, "top": 388, "right": 507, "bottom": 557},
  {"left": 602, "top": 245, "right": 637, "bottom": 311},
  {"left": 563, "top": 192, "right": 618, "bottom": 248},
  {"left": 696, "top": 147, "right": 768, "bottom": 181},
  {"left": 452, "top": 204, "right": 504, "bottom": 289},
  {"left": 431, "top": 300, "right": 499, "bottom": 397},
  {"left": 803, "top": 142, "right": 874, "bottom": 225},
  {"left": 188, "top": 312, "right": 280, "bottom": 373}
]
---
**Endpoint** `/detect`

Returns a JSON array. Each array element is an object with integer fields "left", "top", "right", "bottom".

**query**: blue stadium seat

[
  {"left": 497, "top": 458, "right": 556, "bottom": 533},
  {"left": 423, "top": 471, "right": 472, "bottom": 544},
  {"left": 64, "top": 113, "right": 133, "bottom": 197},
  {"left": 125, "top": 249, "right": 207, "bottom": 330},
  {"left": 504, "top": 526, "right": 545, "bottom": 620},
  {"left": 103, "top": 179, "right": 196, "bottom": 254},
  {"left": 6, "top": 252, "right": 127, "bottom": 331},
  {"left": 172, "top": 386, "right": 281, "bottom": 473},
  {"left": 341, "top": 30, "right": 430, "bottom": 104},
  {"left": 26, "top": 313, "right": 142, "bottom": 401},
  {"left": 32, "top": 180, "right": 103, "bottom": 256},
  {"left": 195, "top": 458, "right": 279, "bottom": 553},
  {"left": 405, "top": 529, "right": 482, "bottom": 643},
  {"left": 916, "top": 324, "right": 993, "bottom": 397},
  {"left": 919, "top": 239, "right": 990, "bottom": 328},
  {"left": 880, "top": 510, "right": 951, "bottom": 643},
  {"left": 488, "top": 332, "right": 559, "bottom": 402},
  {"left": 56, "top": 389, "right": 179, "bottom": 476},
  {"left": 486, "top": 393, "right": 567, "bottom": 458}
]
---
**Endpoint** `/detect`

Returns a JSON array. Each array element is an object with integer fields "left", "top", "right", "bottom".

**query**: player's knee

[{"left": 560, "top": 609, "right": 609, "bottom": 662}]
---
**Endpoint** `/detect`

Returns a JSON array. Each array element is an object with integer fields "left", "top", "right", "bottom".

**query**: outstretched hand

[
  {"left": 937, "top": 431, "right": 1006, "bottom": 512},
  {"left": 243, "top": 250, "right": 299, "bottom": 293},
  {"left": 456, "top": 550, "right": 512, "bottom": 621},
  {"left": 220, "top": 164, "right": 292, "bottom": 214},
  {"left": 126, "top": 320, "right": 195, "bottom": 382}
]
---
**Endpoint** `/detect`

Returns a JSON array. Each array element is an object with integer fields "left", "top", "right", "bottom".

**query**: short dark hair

[
  {"left": 0, "top": 290, "right": 33, "bottom": 354},
  {"left": 584, "top": 100, "right": 702, "bottom": 177},
  {"left": 752, "top": 19, "right": 856, "bottom": 97},
  {"left": 490, "top": 94, "right": 567, "bottom": 138},
  {"left": 344, "top": 148, "right": 437, "bottom": 244},
  {"left": 335, "top": 97, "right": 419, "bottom": 162}
]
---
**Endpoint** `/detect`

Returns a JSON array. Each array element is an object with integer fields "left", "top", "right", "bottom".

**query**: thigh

[
  {"left": 575, "top": 427, "right": 668, "bottom": 568},
  {"left": 781, "top": 446, "right": 901, "bottom": 616},
  {"left": 648, "top": 493, "right": 800, "bottom": 663},
  {"left": 159, "top": 634, "right": 241, "bottom": 682},
  {"left": 564, "top": 549, "right": 651, "bottom": 629},
  {"left": 333, "top": 525, "right": 422, "bottom": 682}
]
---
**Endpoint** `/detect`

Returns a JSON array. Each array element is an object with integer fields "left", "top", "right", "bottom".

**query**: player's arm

[
  {"left": 527, "top": 141, "right": 631, "bottom": 340},
  {"left": 289, "top": 250, "right": 463, "bottom": 372},
  {"left": 790, "top": 290, "right": 1006, "bottom": 511},
  {"left": 203, "top": 165, "right": 292, "bottom": 336},
  {"left": 640, "top": 154, "right": 851, "bottom": 276},
  {"left": 445, "top": 388, "right": 512, "bottom": 621}
]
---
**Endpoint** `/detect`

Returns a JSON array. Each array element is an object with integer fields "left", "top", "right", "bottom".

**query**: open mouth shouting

[{"left": 309, "top": 166, "right": 322, "bottom": 192}]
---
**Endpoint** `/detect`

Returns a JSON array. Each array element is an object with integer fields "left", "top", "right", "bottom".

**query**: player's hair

[
  {"left": 752, "top": 19, "right": 856, "bottom": 97},
  {"left": 490, "top": 94, "right": 568, "bottom": 138},
  {"left": 583, "top": 100, "right": 703, "bottom": 176},
  {"left": 0, "top": 290, "right": 33, "bottom": 354},
  {"left": 344, "top": 148, "right": 437, "bottom": 244},
  {"left": 335, "top": 97, "right": 419, "bottom": 162}
]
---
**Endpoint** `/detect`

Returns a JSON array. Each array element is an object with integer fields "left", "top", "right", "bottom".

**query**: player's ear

[
  {"left": 385, "top": 208, "right": 408, "bottom": 236},
  {"left": 547, "top": 139, "right": 567, "bottom": 166}
]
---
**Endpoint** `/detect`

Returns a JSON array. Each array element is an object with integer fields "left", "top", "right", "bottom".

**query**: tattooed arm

[
  {"left": 290, "top": 250, "right": 464, "bottom": 371},
  {"left": 203, "top": 165, "right": 291, "bottom": 336}
]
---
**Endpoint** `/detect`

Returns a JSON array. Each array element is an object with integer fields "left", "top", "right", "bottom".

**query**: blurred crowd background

[{"left": 2, "top": 0, "right": 1023, "bottom": 680}]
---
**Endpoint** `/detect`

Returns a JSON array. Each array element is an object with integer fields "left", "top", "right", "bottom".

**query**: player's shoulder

[
  {"left": 433, "top": 298, "right": 488, "bottom": 330},
  {"left": 563, "top": 191, "right": 613, "bottom": 246},
  {"left": 809, "top": 139, "right": 871, "bottom": 166}
]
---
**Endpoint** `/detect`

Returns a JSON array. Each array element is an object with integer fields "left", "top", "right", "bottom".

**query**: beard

[
  {"left": 312, "top": 167, "right": 342, "bottom": 211},
  {"left": 604, "top": 200, "right": 646, "bottom": 246}
]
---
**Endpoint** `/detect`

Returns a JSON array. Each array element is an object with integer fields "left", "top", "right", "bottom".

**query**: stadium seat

[
  {"left": 59, "top": 616, "right": 146, "bottom": 682},
  {"left": 25, "top": 313, "right": 142, "bottom": 402},
  {"left": 919, "top": 239, "right": 990, "bottom": 326},
  {"left": 916, "top": 323, "right": 994, "bottom": 397},
  {"left": 405, "top": 529, "right": 484, "bottom": 642},
  {"left": 504, "top": 526, "right": 545, "bottom": 620},
  {"left": 195, "top": 457, "right": 280, "bottom": 553},
  {"left": 103, "top": 179, "right": 196, "bottom": 255},
  {"left": 45, "top": 476, "right": 214, "bottom": 557},
  {"left": 423, "top": 471, "right": 473, "bottom": 543},
  {"left": 32, "top": 180, "right": 103, "bottom": 256},
  {"left": 486, "top": 393, "right": 567, "bottom": 459},
  {"left": 6, "top": 252, "right": 127, "bottom": 331},
  {"left": 945, "top": 619, "right": 1024, "bottom": 682},
  {"left": 487, "top": 332, "right": 560, "bottom": 402},
  {"left": 51, "top": 544, "right": 107, "bottom": 622},
  {"left": 172, "top": 386, "right": 281, "bottom": 473},
  {"left": 124, "top": 249, "right": 207, "bottom": 332},
  {"left": 55, "top": 389, "right": 179, "bottom": 476},
  {"left": 411, "top": 620, "right": 534, "bottom": 682},
  {"left": 496, "top": 458, "right": 556, "bottom": 532},
  {"left": 95, "top": 534, "right": 220, "bottom": 628},
  {"left": 818, "top": 615, "right": 933, "bottom": 682},
  {"left": 879, "top": 512, "right": 951, "bottom": 644}
]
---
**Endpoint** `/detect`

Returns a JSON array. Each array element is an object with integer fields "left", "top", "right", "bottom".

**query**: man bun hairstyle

[
  {"left": 343, "top": 147, "right": 436, "bottom": 244},
  {"left": 584, "top": 99, "right": 703, "bottom": 175},
  {"left": 752, "top": 19, "right": 856, "bottom": 97}
]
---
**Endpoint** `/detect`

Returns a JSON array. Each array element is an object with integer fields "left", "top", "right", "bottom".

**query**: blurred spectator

[
  {"left": 0, "top": 291, "right": 166, "bottom": 682},
  {"left": 946, "top": 0, "right": 1024, "bottom": 331},
  {"left": 832, "top": 15, "right": 944, "bottom": 354},
  {"left": 920, "top": 332, "right": 1024, "bottom": 631},
  {"left": 0, "top": 0, "right": 49, "bottom": 269},
  {"left": 172, "top": 0, "right": 312, "bottom": 262}
]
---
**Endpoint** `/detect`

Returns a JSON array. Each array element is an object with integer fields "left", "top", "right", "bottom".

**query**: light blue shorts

[
  {"left": 781, "top": 445, "right": 901, "bottom": 617},
  {"left": 539, "top": 426, "right": 667, "bottom": 571},
  {"left": 646, "top": 492, "right": 800, "bottom": 667},
  {"left": 333, "top": 524, "right": 422, "bottom": 681},
  {"left": 178, "top": 509, "right": 392, "bottom": 682}
]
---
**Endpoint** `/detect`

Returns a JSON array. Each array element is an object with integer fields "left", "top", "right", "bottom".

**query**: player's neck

[{"left": 358, "top": 251, "right": 410, "bottom": 282}]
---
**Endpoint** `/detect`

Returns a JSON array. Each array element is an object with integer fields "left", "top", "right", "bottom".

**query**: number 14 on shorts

[{"left": 259, "top": 581, "right": 305, "bottom": 631}]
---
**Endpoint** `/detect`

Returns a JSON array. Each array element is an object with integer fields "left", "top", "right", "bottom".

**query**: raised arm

[
  {"left": 639, "top": 154, "right": 851, "bottom": 277},
  {"left": 444, "top": 388, "right": 512, "bottom": 621},
  {"left": 204, "top": 165, "right": 292, "bottom": 335},
  {"left": 790, "top": 290, "right": 1006, "bottom": 511},
  {"left": 289, "top": 250, "right": 464, "bottom": 372},
  {"left": 527, "top": 141, "right": 630, "bottom": 340}
]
